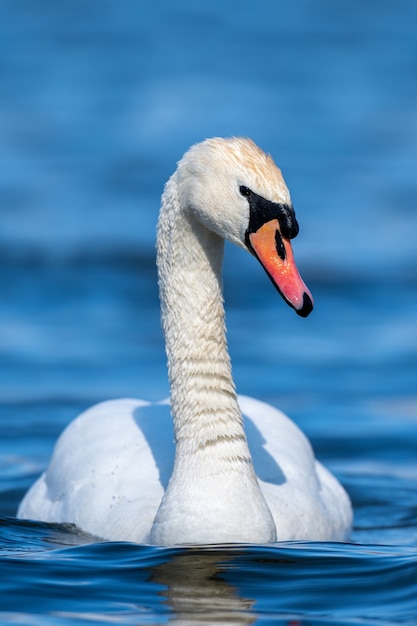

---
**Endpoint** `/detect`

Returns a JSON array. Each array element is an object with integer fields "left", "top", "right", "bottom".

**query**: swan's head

[{"left": 176, "top": 137, "right": 313, "bottom": 317}]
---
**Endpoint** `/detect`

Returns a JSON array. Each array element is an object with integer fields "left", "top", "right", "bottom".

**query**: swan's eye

[{"left": 239, "top": 185, "right": 251, "bottom": 198}]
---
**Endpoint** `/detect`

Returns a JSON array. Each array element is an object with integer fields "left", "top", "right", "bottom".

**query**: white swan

[{"left": 18, "top": 137, "right": 352, "bottom": 545}]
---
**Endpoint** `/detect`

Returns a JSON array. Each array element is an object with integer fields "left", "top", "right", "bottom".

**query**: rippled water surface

[{"left": 1, "top": 1, "right": 417, "bottom": 624}]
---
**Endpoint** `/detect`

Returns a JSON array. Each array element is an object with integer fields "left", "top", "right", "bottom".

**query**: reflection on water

[
  {"left": 151, "top": 549, "right": 255, "bottom": 625},
  {"left": 1, "top": 520, "right": 417, "bottom": 623}
]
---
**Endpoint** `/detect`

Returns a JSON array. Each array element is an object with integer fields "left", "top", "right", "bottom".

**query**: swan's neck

[
  {"left": 151, "top": 175, "right": 276, "bottom": 545},
  {"left": 159, "top": 203, "right": 243, "bottom": 456}
]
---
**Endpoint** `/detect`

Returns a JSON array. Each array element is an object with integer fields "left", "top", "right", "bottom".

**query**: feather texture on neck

[{"left": 151, "top": 167, "right": 277, "bottom": 545}]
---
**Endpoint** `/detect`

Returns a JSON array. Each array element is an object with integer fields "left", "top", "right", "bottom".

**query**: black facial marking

[{"left": 241, "top": 186, "right": 299, "bottom": 250}]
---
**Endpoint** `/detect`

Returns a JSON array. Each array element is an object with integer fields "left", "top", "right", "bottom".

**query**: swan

[{"left": 18, "top": 137, "right": 352, "bottom": 545}]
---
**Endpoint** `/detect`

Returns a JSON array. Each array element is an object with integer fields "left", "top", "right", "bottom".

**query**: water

[
  {"left": 2, "top": 533, "right": 417, "bottom": 626},
  {"left": 1, "top": 1, "right": 417, "bottom": 624}
]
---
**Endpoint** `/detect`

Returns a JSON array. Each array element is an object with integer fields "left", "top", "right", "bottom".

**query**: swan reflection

[{"left": 150, "top": 548, "right": 256, "bottom": 625}]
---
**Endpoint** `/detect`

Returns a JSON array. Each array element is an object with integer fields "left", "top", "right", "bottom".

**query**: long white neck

[
  {"left": 158, "top": 179, "right": 245, "bottom": 456},
  {"left": 150, "top": 173, "right": 276, "bottom": 545}
]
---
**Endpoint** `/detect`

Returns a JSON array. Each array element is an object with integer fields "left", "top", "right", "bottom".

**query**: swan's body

[{"left": 18, "top": 138, "right": 352, "bottom": 544}]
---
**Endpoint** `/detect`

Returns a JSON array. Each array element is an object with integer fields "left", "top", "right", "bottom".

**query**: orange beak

[{"left": 247, "top": 218, "right": 313, "bottom": 317}]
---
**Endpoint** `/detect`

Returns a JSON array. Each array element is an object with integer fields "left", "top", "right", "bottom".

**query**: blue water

[{"left": 1, "top": 1, "right": 417, "bottom": 624}]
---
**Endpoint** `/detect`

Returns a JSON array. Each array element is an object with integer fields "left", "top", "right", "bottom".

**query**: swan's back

[
  {"left": 19, "top": 396, "right": 352, "bottom": 542},
  {"left": 18, "top": 399, "right": 168, "bottom": 542},
  {"left": 239, "top": 396, "right": 352, "bottom": 541}
]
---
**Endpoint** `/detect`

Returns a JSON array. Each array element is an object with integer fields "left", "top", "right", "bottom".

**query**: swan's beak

[{"left": 247, "top": 218, "right": 314, "bottom": 317}]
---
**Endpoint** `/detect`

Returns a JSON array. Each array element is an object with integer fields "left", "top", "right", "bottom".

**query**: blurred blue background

[
  {"left": 1, "top": 2, "right": 417, "bottom": 623},
  {"left": 2, "top": 1, "right": 417, "bottom": 272}
]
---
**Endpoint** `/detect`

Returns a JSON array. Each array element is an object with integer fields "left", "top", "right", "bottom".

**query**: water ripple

[{"left": 0, "top": 518, "right": 416, "bottom": 624}]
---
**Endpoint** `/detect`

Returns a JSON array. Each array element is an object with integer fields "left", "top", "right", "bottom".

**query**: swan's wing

[
  {"left": 238, "top": 395, "right": 352, "bottom": 540},
  {"left": 18, "top": 399, "right": 174, "bottom": 543}
]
